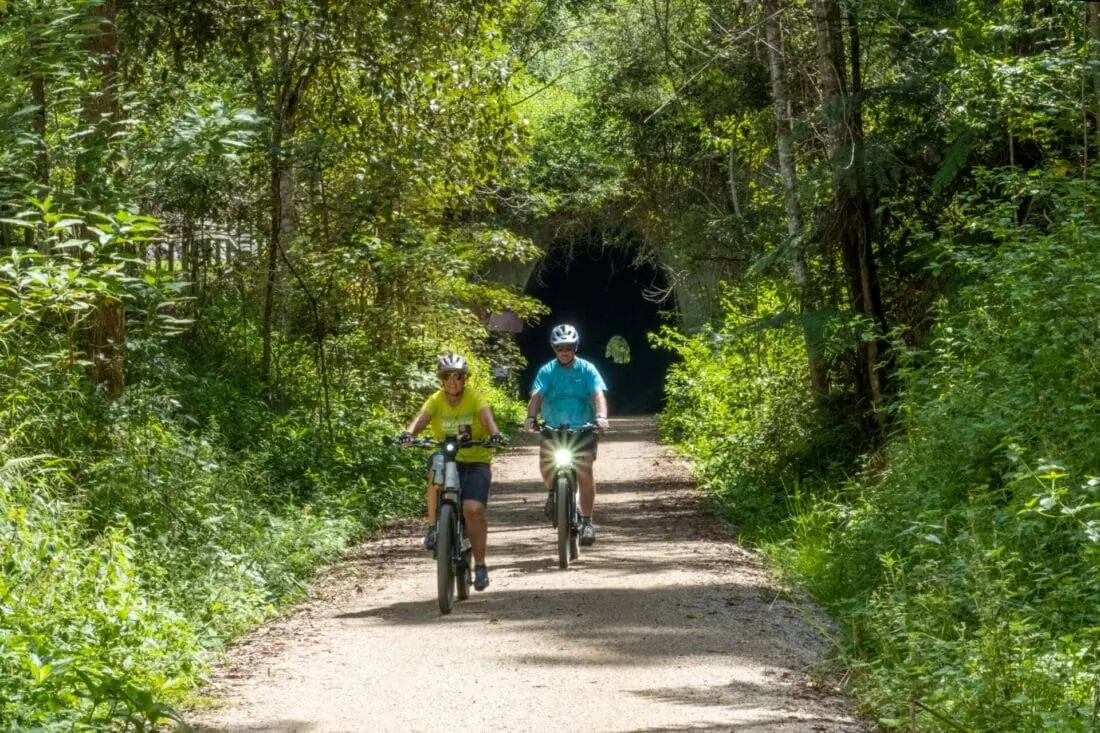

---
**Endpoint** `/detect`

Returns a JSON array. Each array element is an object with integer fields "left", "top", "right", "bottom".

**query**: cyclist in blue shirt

[{"left": 523, "top": 324, "right": 609, "bottom": 545}]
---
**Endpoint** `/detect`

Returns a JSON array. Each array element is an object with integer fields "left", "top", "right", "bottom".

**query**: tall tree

[
  {"left": 75, "top": 0, "right": 120, "bottom": 207},
  {"left": 763, "top": 0, "right": 828, "bottom": 398},
  {"left": 75, "top": 0, "right": 126, "bottom": 398},
  {"left": 811, "top": 0, "right": 886, "bottom": 423}
]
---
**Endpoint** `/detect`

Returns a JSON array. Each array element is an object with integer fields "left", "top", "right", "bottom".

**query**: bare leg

[
  {"left": 426, "top": 474, "right": 438, "bottom": 524},
  {"left": 463, "top": 499, "right": 488, "bottom": 565},
  {"left": 538, "top": 445, "right": 553, "bottom": 489},
  {"left": 576, "top": 456, "right": 596, "bottom": 516}
]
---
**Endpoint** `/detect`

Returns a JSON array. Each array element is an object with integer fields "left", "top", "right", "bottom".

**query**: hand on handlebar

[
  {"left": 595, "top": 416, "right": 609, "bottom": 433},
  {"left": 399, "top": 430, "right": 414, "bottom": 446},
  {"left": 523, "top": 416, "right": 537, "bottom": 433},
  {"left": 489, "top": 432, "right": 508, "bottom": 447}
]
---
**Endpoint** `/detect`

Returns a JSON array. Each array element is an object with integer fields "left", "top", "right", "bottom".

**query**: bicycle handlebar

[
  {"left": 383, "top": 435, "right": 508, "bottom": 449},
  {"left": 532, "top": 420, "right": 599, "bottom": 436}
]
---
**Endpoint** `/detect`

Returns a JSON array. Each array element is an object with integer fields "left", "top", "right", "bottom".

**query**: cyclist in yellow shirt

[{"left": 400, "top": 354, "right": 505, "bottom": 591}]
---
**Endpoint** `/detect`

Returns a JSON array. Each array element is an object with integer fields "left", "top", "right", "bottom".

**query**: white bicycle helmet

[
  {"left": 436, "top": 353, "right": 468, "bottom": 374},
  {"left": 550, "top": 324, "right": 580, "bottom": 348}
]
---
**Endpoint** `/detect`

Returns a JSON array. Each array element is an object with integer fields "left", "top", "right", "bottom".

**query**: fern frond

[
  {"left": 747, "top": 231, "right": 804, "bottom": 280},
  {"left": 932, "top": 132, "right": 973, "bottom": 191},
  {"left": 0, "top": 454, "right": 52, "bottom": 482}
]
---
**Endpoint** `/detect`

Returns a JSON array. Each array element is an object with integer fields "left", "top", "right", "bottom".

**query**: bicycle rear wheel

[
  {"left": 569, "top": 483, "right": 580, "bottom": 559},
  {"left": 436, "top": 504, "right": 456, "bottom": 614},
  {"left": 456, "top": 522, "right": 471, "bottom": 600}
]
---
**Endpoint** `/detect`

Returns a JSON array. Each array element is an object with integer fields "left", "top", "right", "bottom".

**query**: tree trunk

[
  {"left": 28, "top": 66, "right": 47, "bottom": 252},
  {"left": 1089, "top": 5, "right": 1100, "bottom": 175},
  {"left": 262, "top": 125, "right": 295, "bottom": 385},
  {"left": 88, "top": 297, "right": 125, "bottom": 398},
  {"left": 28, "top": 23, "right": 49, "bottom": 253},
  {"left": 74, "top": 0, "right": 119, "bottom": 206},
  {"left": 248, "top": 13, "right": 319, "bottom": 386},
  {"left": 259, "top": 45, "right": 315, "bottom": 385},
  {"left": 764, "top": 0, "right": 828, "bottom": 398},
  {"left": 847, "top": 12, "right": 888, "bottom": 413},
  {"left": 31, "top": 62, "right": 48, "bottom": 193},
  {"left": 191, "top": 218, "right": 201, "bottom": 290},
  {"left": 75, "top": 0, "right": 126, "bottom": 398},
  {"left": 811, "top": 0, "right": 886, "bottom": 425},
  {"left": 181, "top": 220, "right": 191, "bottom": 277}
]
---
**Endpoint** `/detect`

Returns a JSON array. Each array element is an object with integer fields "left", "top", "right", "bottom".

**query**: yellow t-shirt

[{"left": 419, "top": 387, "right": 493, "bottom": 463}]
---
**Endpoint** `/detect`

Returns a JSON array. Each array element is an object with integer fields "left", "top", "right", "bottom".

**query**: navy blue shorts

[{"left": 457, "top": 462, "right": 492, "bottom": 505}]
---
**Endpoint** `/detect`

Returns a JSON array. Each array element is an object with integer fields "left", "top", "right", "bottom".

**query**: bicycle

[
  {"left": 386, "top": 433, "right": 505, "bottom": 614},
  {"left": 536, "top": 421, "right": 599, "bottom": 569}
]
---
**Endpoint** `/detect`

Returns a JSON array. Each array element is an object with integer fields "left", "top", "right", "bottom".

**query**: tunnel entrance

[{"left": 516, "top": 246, "right": 675, "bottom": 416}]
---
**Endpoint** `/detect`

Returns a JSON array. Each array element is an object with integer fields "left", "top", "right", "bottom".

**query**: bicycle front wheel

[
  {"left": 556, "top": 474, "right": 573, "bottom": 568},
  {"left": 436, "top": 504, "right": 456, "bottom": 614}
]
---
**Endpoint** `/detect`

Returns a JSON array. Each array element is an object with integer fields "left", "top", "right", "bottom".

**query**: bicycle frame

[
  {"left": 386, "top": 431, "right": 505, "bottom": 612},
  {"left": 388, "top": 435, "right": 473, "bottom": 613},
  {"left": 539, "top": 423, "right": 598, "bottom": 568},
  {"left": 431, "top": 436, "right": 473, "bottom": 613}
]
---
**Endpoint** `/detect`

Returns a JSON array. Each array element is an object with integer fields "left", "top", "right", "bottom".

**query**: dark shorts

[{"left": 457, "top": 462, "right": 492, "bottom": 505}]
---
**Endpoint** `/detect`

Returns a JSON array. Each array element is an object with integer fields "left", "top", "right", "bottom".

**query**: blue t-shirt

[{"left": 531, "top": 357, "right": 608, "bottom": 428}]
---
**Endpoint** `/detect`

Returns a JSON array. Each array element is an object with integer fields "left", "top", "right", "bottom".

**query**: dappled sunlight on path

[{"left": 186, "top": 416, "right": 870, "bottom": 733}]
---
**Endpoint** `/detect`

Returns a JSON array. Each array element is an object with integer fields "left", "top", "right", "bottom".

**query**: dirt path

[{"left": 186, "top": 416, "right": 871, "bottom": 733}]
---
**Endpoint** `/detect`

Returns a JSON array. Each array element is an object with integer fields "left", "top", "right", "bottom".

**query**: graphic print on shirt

[{"left": 420, "top": 388, "right": 492, "bottom": 463}]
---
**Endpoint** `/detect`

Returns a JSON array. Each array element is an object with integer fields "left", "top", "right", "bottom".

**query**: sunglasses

[
  {"left": 441, "top": 372, "right": 467, "bottom": 382},
  {"left": 554, "top": 346, "right": 576, "bottom": 353}
]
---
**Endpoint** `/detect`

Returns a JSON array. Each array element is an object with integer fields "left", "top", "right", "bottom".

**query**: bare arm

[
  {"left": 526, "top": 391, "right": 543, "bottom": 420},
  {"left": 593, "top": 390, "right": 609, "bottom": 433},
  {"left": 405, "top": 410, "right": 431, "bottom": 435},
  {"left": 479, "top": 406, "right": 501, "bottom": 435},
  {"left": 593, "top": 390, "right": 608, "bottom": 419}
]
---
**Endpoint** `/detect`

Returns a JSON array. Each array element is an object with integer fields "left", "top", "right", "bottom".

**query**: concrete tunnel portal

[{"left": 513, "top": 246, "right": 677, "bottom": 416}]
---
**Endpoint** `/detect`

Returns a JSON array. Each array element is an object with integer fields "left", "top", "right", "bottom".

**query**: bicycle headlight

[{"left": 553, "top": 448, "right": 574, "bottom": 467}]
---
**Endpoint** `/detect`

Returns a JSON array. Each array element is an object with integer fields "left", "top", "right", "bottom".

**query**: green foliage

[
  {"left": 0, "top": 0, "right": 541, "bottom": 727},
  {"left": 10, "top": 0, "right": 1100, "bottom": 730},
  {"left": 0, "top": 203, "right": 186, "bottom": 450},
  {"left": 656, "top": 286, "right": 857, "bottom": 528},
  {"left": 0, "top": 457, "right": 199, "bottom": 731},
  {"left": 604, "top": 334, "right": 630, "bottom": 364},
  {"left": 762, "top": 168, "right": 1100, "bottom": 730}
]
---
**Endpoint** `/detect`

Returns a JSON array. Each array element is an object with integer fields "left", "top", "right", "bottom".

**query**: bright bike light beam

[{"left": 553, "top": 448, "right": 574, "bottom": 467}]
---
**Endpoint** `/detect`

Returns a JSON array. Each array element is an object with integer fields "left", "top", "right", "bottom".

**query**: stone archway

[
  {"left": 483, "top": 227, "right": 731, "bottom": 412},
  {"left": 494, "top": 245, "right": 674, "bottom": 414},
  {"left": 485, "top": 239, "right": 722, "bottom": 334}
]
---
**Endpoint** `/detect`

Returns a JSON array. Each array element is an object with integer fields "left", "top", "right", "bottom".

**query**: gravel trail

[{"left": 186, "top": 416, "right": 872, "bottom": 733}]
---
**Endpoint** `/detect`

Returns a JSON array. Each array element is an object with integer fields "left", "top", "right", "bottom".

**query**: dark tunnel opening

[{"left": 516, "top": 247, "right": 676, "bottom": 416}]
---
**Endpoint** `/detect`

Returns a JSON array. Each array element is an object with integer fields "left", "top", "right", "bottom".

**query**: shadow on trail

[
  {"left": 334, "top": 581, "right": 804, "bottom": 665},
  {"left": 621, "top": 718, "right": 862, "bottom": 732},
  {"left": 187, "top": 722, "right": 313, "bottom": 732}
]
